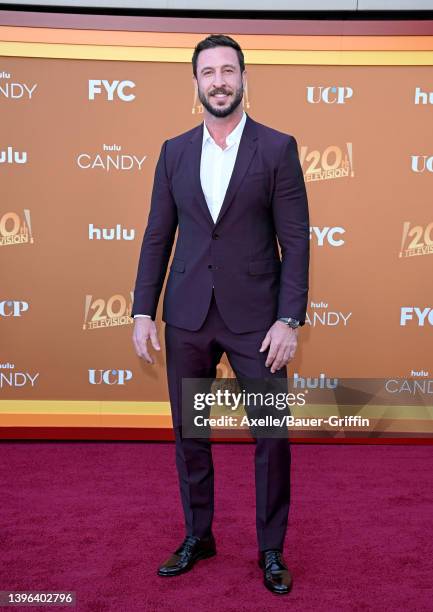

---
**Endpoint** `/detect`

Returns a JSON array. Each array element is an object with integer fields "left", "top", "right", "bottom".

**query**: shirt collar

[{"left": 202, "top": 111, "right": 247, "bottom": 148}]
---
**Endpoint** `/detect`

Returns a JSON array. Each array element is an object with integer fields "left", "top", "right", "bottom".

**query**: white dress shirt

[
  {"left": 135, "top": 111, "right": 247, "bottom": 319},
  {"left": 200, "top": 110, "right": 247, "bottom": 223}
]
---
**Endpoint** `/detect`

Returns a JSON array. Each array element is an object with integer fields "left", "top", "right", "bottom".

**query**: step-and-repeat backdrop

[{"left": 1, "top": 12, "right": 432, "bottom": 439}]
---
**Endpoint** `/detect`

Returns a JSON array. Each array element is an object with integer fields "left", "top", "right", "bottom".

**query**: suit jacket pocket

[
  {"left": 248, "top": 259, "right": 280, "bottom": 275},
  {"left": 170, "top": 258, "right": 185, "bottom": 273}
]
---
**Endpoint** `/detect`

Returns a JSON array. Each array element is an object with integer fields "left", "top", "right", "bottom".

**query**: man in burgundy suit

[{"left": 131, "top": 35, "right": 309, "bottom": 595}]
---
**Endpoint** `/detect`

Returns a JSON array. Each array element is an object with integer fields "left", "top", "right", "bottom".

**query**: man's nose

[{"left": 212, "top": 70, "right": 226, "bottom": 89}]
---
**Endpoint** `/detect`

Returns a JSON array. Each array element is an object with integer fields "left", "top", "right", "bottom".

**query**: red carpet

[{"left": 1, "top": 442, "right": 432, "bottom": 611}]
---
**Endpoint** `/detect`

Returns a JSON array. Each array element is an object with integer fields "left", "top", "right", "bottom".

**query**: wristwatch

[{"left": 278, "top": 317, "right": 301, "bottom": 329}]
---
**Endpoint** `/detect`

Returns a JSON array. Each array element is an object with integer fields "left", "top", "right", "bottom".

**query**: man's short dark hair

[{"left": 192, "top": 34, "right": 245, "bottom": 78}]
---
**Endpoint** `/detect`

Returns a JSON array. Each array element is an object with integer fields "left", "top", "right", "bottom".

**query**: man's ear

[{"left": 242, "top": 69, "right": 247, "bottom": 89}]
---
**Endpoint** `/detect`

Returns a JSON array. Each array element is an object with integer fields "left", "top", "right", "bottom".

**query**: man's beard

[{"left": 198, "top": 84, "right": 244, "bottom": 118}]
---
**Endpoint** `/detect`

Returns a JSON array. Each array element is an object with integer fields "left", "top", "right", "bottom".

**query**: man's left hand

[{"left": 259, "top": 321, "right": 298, "bottom": 373}]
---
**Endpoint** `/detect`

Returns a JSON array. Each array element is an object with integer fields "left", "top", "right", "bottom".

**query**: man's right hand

[{"left": 132, "top": 318, "right": 161, "bottom": 364}]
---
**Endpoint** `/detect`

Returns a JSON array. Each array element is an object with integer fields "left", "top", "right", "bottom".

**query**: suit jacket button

[{"left": 212, "top": 233, "right": 219, "bottom": 240}]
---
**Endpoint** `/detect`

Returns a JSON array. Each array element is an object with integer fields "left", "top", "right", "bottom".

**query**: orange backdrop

[{"left": 1, "top": 15, "right": 432, "bottom": 439}]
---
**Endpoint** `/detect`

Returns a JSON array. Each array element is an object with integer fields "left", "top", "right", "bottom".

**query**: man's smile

[{"left": 210, "top": 91, "right": 231, "bottom": 101}]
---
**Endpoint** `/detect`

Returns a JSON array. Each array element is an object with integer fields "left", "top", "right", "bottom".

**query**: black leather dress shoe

[
  {"left": 157, "top": 534, "right": 216, "bottom": 577},
  {"left": 258, "top": 549, "right": 293, "bottom": 594}
]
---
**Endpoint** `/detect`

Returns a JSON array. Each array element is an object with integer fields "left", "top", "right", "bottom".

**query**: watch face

[
  {"left": 279, "top": 317, "right": 300, "bottom": 327},
  {"left": 288, "top": 318, "right": 300, "bottom": 328}
]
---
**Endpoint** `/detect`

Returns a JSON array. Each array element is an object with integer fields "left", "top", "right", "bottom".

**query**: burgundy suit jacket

[{"left": 131, "top": 113, "right": 309, "bottom": 333}]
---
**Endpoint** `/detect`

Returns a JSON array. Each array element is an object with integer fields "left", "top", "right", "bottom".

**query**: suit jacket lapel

[
  {"left": 188, "top": 113, "right": 258, "bottom": 229},
  {"left": 215, "top": 114, "right": 258, "bottom": 226},
  {"left": 189, "top": 122, "right": 216, "bottom": 227}
]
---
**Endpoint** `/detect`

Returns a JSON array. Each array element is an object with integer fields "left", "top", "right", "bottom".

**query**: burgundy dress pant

[{"left": 164, "top": 289, "right": 291, "bottom": 552}]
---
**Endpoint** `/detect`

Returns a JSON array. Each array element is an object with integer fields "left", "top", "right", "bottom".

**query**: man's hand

[
  {"left": 259, "top": 321, "right": 298, "bottom": 373},
  {"left": 132, "top": 318, "right": 161, "bottom": 364}
]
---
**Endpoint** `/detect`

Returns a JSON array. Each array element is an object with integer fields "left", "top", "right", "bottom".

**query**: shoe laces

[
  {"left": 264, "top": 549, "right": 282, "bottom": 567},
  {"left": 178, "top": 535, "right": 200, "bottom": 559}
]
